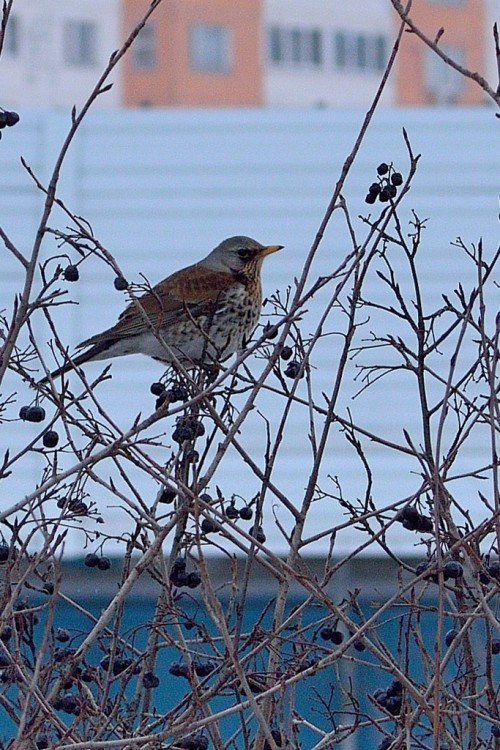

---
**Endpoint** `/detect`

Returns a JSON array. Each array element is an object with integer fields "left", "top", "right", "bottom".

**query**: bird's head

[{"left": 204, "top": 236, "right": 283, "bottom": 274}]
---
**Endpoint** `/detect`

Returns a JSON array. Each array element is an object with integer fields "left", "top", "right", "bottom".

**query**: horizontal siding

[{"left": 1, "top": 107, "right": 498, "bottom": 556}]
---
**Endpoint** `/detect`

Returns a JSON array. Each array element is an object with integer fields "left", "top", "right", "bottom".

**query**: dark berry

[
  {"left": 42, "top": 430, "right": 59, "bottom": 448},
  {"left": 171, "top": 557, "right": 186, "bottom": 573},
  {"left": 97, "top": 556, "right": 111, "bottom": 571},
  {"left": 225, "top": 504, "right": 239, "bottom": 520},
  {"left": 186, "top": 449, "right": 199, "bottom": 463},
  {"left": 155, "top": 391, "right": 169, "bottom": 409},
  {"left": 379, "top": 187, "right": 390, "bottom": 202},
  {"left": 365, "top": 192, "right": 377, "bottom": 204},
  {"left": 387, "top": 679, "right": 402, "bottom": 696},
  {"left": 187, "top": 571, "right": 201, "bottom": 589},
  {"left": 479, "top": 566, "right": 490, "bottom": 584},
  {"left": 492, "top": 725, "right": 500, "bottom": 738},
  {"left": 60, "top": 692, "right": 78, "bottom": 714},
  {"left": 158, "top": 486, "right": 176, "bottom": 504},
  {"left": 320, "top": 627, "right": 332, "bottom": 641},
  {"left": 284, "top": 360, "right": 303, "bottom": 379},
  {"left": 26, "top": 405, "right": 46, "bottom": 423},
  {"left": 384, "top": 695, "right": 402, "bottom": 715},
  {"left": 253, "top": 526, "right": 266, "bottom": 544},
  {"left": 378, "top": 738, "right": 393, "bottom": 750},
  {"left": 201, "top": 517, "right": 218, "bottom": 534},
  {"left": 377, "top": 162, "right": 389, "bottom": 175},
  {"left": 172, "top": 425, "right": 194, "bottom": 443},
  {"left": 263, "top": 321, "right": 278, "bottom": 339},
  {"left": 55, "top": 627, "right": 70, "bottom": 643},
  {"left": 69, "top": 500, "right": 88, "bottom": 515},
  {"left": 373, "top": 688, "right": 387, "bottom": 705},
  {"left": 329, "top": 630, "right": 344, "bottom": 645},
  {"left": 199, "top": 492, "right": 213, "bottom": 504},
  {"left": 43, "top": 583, "right": 54, "bottom": 598},
  {"left": 84, "top": 553, "right": 99, "bottom": 568},
  {"left": 0, "top": 542, "right": 9, "bottom": 563},
  {"left": 386, "top": 184, "right": 397, "bottom": 198},
  {"left": 491, "top": 639, "right": 500, "bottom": 655},
  {"left": 353, "top": 639, "right": 365, "bottom": 651},
  {"left": 487, "top": 561, "right": 500, "bottom": 579},
  {"left": 81, "top": 669, "right": 94, "bottom": 683},
  {"left": 445, "top": 628, "right": 459, "bottom": 647},
  {"left": 0, "top": 652, "right": 9, "bottom": 668},
  {"left": 416, "top": 514, "right": 433, "bottom": 533},
  {"left": 0, "top": 626, "right": 12, "bottom": 642},
  {"left": 113, "top": 275, "right": 128, "bottom": 291},
  {"left": 19, "top": 405, "right": 30, "bottom": 420},
  {"left": 443, "top": 561, "right": 463, "bottom": 580},
  {"left": 194, "top": 659, "right": 216, "bottom": 677},
  {"left": 280, "top": 345, "right": 293, "bottom": 360},
  {"left": 368, "top": 182, "right": 381, "bottom": 195},
  {"left": 36, "top": 734, "right": 50, "bottom": 750},
  {"left": 391, "top": 172, "right": 403, "bottom": 186},
  {"left": 150, "top": 381, "right": 165, "bottom": 396},
  {"left": 5, "top": 111, "right": 19, "bottom": 127},
  {"left": 64, "top": 265, "right": 79, "bottom": 282},
  {"left": 0, "top": 111, "right": 7, "bottom": 128},
  {"left": 239, "top": 506, "right": 253, "bottom": 521},
  {"left": 169, "top": 384, "right": 189, "bottom": 402},
  {"left": 143, "top": 671, "right": 160, "bottom": 689},
  {"left": 169, "top": 661, "right": 189, "bottom": 678},
  {"left": 112, "top": 657, "right": 132, "bottom": 675},
  {"left": 397, "top": 506, "right": 420, "bottom": 530}
]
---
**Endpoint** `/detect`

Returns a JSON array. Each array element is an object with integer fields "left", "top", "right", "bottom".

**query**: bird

[{"left": 40, "top": 236, "right": 283, "bottom": 382}]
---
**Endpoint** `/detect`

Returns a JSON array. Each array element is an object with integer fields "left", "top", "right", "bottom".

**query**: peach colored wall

[
  {"left": 122, "top": 0, "right": 263, "bottom": 107},
  {"left": 394, "top": 0, "right": 486, "bottom": 105}
]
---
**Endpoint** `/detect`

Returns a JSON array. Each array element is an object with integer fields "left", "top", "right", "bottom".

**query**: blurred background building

[{"left": 0, "top": 0, "right": 496, "bottom": 109}]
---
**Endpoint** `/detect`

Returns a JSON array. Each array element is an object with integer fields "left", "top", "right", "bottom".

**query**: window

[
  {"left": 334, "top": 31, "right": 387, "bottom": 72},
  {"left": 269, "top": 26, "right": 282, "bottom": 64},
  {"left": 133, "top": 23, "right": 156, "bottom": 70},
  {"left": 424, "top": 44, "right": 465, "bottom": 103},
  {"left": 267, "top": 27, "right": 323, "bottom": 67},
  {"left": 4, "top": 14, "right": 19, "bottom": 56},
  {"left": 64, "top": 20, "right": 97, "bottom": 67},
  {"left": 189, "top": 24, "right": 232, "bottom": 73}
]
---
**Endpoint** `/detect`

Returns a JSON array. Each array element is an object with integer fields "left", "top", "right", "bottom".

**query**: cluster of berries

[
  {"left": 169, "top": 558, "right": 201, "bottom": 588},
  {"left": 177, "top": 734, "right": 209, "bottom": 750},
  {"left": 415, "top": 559, "right": 463, "bottom": 582},
  {"left": 397, "top": 505, "right": 433, "bottom": 533},
  {"left": 84, "top": 552, "right": 112, "bottom": 571},
  {"left": 150, "top": 380, "right": 189, "bottom": 409},
  {"left": 478, "top": 559, "right": 500, "bottom": 584},
  {"left": 320, "top": 626, "right": 344, "bottom": 645},
  {"left": 279, "top": 344, "right": 304, "bottom": 380},
  {"left": 57, "top": 496, "right": 88, "bottom": 516},
  {"left": 19, "top": 405, "right": 60, "bottom": 448},
  {"left": 372, "top": 678, "right": 403, "bottom": 716},
  {"left": 172, "top": 415, "right": 205, "bottom": 444},
  {"left": 365, "top": 162, "right": 403, "bottom": 205},
  {"left": 0, "top": 109, "right": 19, "bottom": 139},
  {"left": 169, "top": 658, "right": 216, "bottom": 679}
]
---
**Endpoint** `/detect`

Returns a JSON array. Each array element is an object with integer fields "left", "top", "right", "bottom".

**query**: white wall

[
  {"left": 264, "top": 0, "right": 395, "bottom": 106},
  {"left": 0, "top": 0, "right": 121, "bottom": 109}
]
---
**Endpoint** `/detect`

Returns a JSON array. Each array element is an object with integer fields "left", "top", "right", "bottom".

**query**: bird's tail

[{"left": 37, "top": 341, "right": 112, "bottom": 385}]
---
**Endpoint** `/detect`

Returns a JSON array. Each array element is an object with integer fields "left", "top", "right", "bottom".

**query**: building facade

[
  {"left": 121, "top": 0, "right": 263, "bottom": 107},
  {"left": 0, "top": 0, "right": 494, "bottom": 109},
  {"left": 0, "top": 0, "right": 122, "bottom": 109}
]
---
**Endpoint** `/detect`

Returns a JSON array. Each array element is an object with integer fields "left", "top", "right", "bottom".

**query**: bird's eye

[{"left": 237, "top": 247, "right": 254, "bottom": 260}]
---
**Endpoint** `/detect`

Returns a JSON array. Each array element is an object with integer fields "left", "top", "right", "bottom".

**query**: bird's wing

[{"left": 77, "top": 265, "right": 235, "bottom": 348}]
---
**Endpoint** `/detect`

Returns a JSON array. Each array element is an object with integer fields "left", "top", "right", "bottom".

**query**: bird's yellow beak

[{"left": 260, "top": 244, "right": 284, "bottom": 257}]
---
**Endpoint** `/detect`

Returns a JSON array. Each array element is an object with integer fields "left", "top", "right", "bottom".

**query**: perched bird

[{"left": 41, "top": 236, "right": 282, "bottom": 382}]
